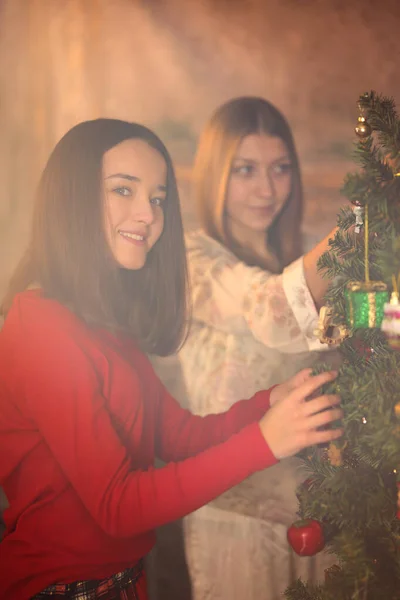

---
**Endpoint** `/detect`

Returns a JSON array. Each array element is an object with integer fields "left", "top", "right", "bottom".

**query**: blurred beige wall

[{"left": 1, "top": 0, "right": 400, "bottom": 297}]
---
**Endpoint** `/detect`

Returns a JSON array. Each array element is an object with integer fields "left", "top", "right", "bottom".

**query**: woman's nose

[
  {"left": 130, "top": 193, "right": 155, "bottom": 225},
  {"left": 255, "top": 171, "right": 274, "bottom": 197}
]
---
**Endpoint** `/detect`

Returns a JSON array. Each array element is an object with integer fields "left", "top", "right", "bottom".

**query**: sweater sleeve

[
  {"left": 2, "top": 294, "right": 277, "bottom": 539},
  {"left": 187, "top": 231, "right": 325, "bottom": 354},
  {"left": 149, "top": 362, "right": 274, "bottom": 462}
]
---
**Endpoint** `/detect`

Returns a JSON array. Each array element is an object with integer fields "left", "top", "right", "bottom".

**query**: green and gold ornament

[
  {"left": 345, "top": 188, "right": 388, "bottom": 328},
  {"left": 345, "top": 280, "right": 388, "bottom": 329}
]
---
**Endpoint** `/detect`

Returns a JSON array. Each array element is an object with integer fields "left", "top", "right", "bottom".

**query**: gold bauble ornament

[{"left": 355, "top": 115, "right": 372, "bottom": 139}]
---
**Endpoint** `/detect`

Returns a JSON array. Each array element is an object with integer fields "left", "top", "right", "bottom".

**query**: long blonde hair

[{"left": 193, "top": 97, "right": 303, "bottom": 272}]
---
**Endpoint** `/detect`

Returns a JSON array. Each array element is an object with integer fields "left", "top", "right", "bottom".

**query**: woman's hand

[
  {"left": 269, "top": 368, "right": 314, "bottom": 406},
  {"left": 259, "top": 370, "right": 343, "bottom": 460}
]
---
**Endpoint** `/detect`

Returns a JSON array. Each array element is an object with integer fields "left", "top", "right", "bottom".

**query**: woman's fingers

[
  {"left": 294, "top": 371, "right": 337, "bottom": 401},
  {"left": 306, "top": 406, "right": 343, "bottom": 429},
  {"left": 259, "top": 370, "right": 343, "bottom": 460},
  {"left": 303, "top": 394, "right": 341, "bottom": 417},
  {"left": 290, "top": 368, "right": 313, "bottom": 387}
]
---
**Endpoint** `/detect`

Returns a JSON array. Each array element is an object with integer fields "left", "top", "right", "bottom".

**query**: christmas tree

[{"left": 285, "top": 91, "right": 400, "bottom": 600}]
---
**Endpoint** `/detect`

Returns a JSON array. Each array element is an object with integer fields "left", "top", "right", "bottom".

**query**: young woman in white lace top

[{"left": 177, "top": 97, "right": 341, "bottom": 599}]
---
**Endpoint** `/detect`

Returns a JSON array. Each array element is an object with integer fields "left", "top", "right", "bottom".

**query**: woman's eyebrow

[
  {"left": 105, "top": 173, "right": 140, "bottom": 181},
  {"left": 233, "top": 155, "right": 290, "bottom": 163},
  {"left": 232, "top": 157, "right": 257, "bottom": 164},
  {"left": 105, "top": 173, "right": 167, "bottom": 192}
]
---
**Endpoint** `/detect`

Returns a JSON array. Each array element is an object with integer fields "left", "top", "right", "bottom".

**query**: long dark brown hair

[
  {"left": 193, "top": 96, "right": 304, "bottom": 272},
  {"left": 2, "top": 119, "right": 188, "bottom": 356}
]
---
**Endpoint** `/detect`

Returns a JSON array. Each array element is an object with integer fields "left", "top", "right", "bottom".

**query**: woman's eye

[
  {"left": 272, "top": 162, "right": 292, "bottom": 176},
  {"left": 233, "top": 164, "right": 254, "bottom": 176},
  {"left": 150, "top": 197, "right": 165, "bottom": 207},
  {"left": 114, "top": 186, "right": 132, "bottom": 197}
]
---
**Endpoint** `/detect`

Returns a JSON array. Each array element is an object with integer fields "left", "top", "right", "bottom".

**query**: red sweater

[{"left": 0, "top": 291, "right": 278, "bottom": 599}]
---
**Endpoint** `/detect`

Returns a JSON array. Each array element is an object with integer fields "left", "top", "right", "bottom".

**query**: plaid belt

[{"left": 33, "top": 559, "right": 144, "bottom": 599}]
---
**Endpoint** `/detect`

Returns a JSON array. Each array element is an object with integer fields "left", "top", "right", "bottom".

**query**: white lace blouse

[{"left": 179, "top": 229, "right": 326, "bottom": 418}]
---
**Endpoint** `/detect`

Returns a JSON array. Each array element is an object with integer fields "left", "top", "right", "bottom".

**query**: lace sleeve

[{"left": 187, "top": 232, "right": 324, "bottom": 354}]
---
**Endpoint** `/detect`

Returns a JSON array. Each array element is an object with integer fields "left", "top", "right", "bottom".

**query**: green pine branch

[{"left": 286, "top": 90, "right": 400, "bottom": 599}]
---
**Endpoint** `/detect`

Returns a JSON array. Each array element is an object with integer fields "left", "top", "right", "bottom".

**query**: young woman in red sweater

[{"left": 0, "top": 119, "right": 343, "bottom": 599}]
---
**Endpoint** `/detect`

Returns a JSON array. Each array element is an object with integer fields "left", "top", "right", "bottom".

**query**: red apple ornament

[{"left": 287, "top": 519, "right": 325, "bottom": 556}]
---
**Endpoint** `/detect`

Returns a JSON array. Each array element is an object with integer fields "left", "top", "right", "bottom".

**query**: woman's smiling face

[{"left": 103, "top": 138, "right": 167, "bottom": 270}]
